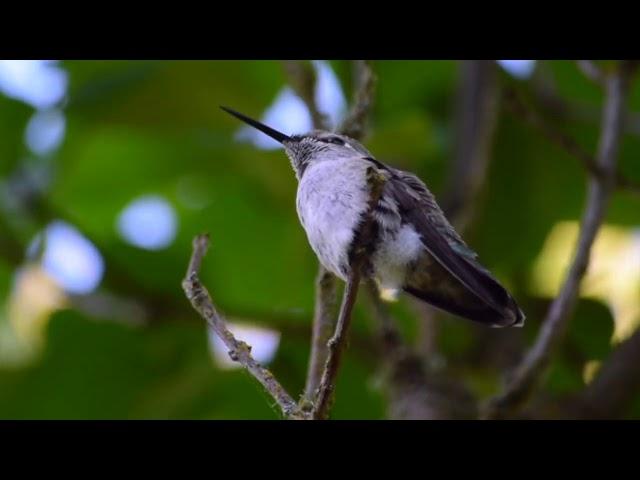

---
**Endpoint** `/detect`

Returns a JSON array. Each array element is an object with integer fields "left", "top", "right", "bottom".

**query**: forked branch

[
  {"left": 182, "top": 234, "right": 308, "bottom": 420},
  {"left": 311, "top": 166, "right": 388, "bottom": 419}
]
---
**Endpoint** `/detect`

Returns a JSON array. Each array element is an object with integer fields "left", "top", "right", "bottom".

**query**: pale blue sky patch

[
  {"left": 208, "top": 322, "right": 281, "bottom": 370},
  {"left": 237, "top": 87, "right": 312, "bottom": 150},
  {"left": 30, "top": 221, "right": 105, "bottom": 295},
  {"left": 237, "top": 60, "right": 347, "bottom": 150},
  {"left": 24, "top": 109, "right": 66, "bottom": 156},
  {"left": 116, "top": 195, "right": 178, "bottom": 250},
  {"left": 313, "top": 60, "right": 347, "bottom": 129},
  {"left": 0, "top": 60, "right": 68, "bottom": 110},
  {"left": 497, "top": 60, "right": 537, "bottom": 79}
]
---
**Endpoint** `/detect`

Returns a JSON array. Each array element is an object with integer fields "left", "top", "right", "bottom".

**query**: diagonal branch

[
  {"left": 574, "top": 327, "right": 640, "bottom": 419},
  {"left": 483, "top": 62, "right": 636, "bottom": 419},
  {"left": 283, "top": 61, "right": 330, "bottom": 130},
  {"left": 576, "top": 60, "right": 605, "bottom": 86},
  {"left": 340, "top": 60, "right": 377, "bottom": 140},
  {"left": 311, "top": 267, "right": 363, "bottom": 419},
  {"left": 291, "top": 60, "right": 379, "bottom": 412},
  {"left": 365, "top": 282, "right": 478, "bottom": 420},
  {"left": 182, "top": 234, "right": 308, "bottom": 420},
  {"left": 443, "top": 60, "right": 501, "bottom": 230},
  {"left": 303, "top": 266, "right": 338, "bottom": 402},
  {"left": 503, "top": 85, "right": 640, "bottom": 195},
  {"left": 283, "top": 60, "right": 338, "bottom": 404},
  {"left": 311, "top": 166, "right": 387, "bottom": 419}
]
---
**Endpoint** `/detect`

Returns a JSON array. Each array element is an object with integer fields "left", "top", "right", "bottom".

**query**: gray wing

[
  {"left": 390, "top": 168, "right": 477, "bottom": 260},
  {"left": 375, "top": 163, "right": 523, "bottom": 326}
]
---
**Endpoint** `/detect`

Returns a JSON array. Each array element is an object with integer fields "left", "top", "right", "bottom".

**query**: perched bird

[{"left": 222, "top": 106, "right": 525, "bottom": 328}]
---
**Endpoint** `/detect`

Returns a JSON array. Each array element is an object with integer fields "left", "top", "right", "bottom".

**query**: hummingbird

[{"left": 221, "top": 106, "right": 525, "bottom": 328}]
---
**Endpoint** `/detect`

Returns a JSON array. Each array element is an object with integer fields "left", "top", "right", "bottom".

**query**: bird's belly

[
  {"left": 296, "top": 162, "right": 370, "bottom": 280},
  {"left": 371, "top": 223, "right": 423, "bottom": 300}
]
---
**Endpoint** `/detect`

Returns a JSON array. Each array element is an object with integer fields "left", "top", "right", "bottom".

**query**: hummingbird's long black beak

[{"left": 220, "top": 106, "right": 292, "bottom": 144}]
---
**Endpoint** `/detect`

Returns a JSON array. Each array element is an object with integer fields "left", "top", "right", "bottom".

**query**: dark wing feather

[{"left": 384, "top": 167, "right": 523, "bottom": 325}]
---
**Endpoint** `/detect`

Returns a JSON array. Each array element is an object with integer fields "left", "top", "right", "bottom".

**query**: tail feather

[{"left": 403, "top": 253, "right": 525, "bottom": 328}]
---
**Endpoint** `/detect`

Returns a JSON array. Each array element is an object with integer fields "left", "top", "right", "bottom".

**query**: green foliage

[{"left": 0, "top": 60, "right": 638, "bottom": 419}]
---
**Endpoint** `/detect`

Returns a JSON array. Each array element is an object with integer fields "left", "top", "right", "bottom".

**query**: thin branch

[
  {"left": 573, "top": 327, "right": 640, "bottom": 419},
  {"left": 339, "top": 60, "right": 377, "bottom": 140},
  {"left": 312, "top": 266, "right": 363, "bottom": 419},
  {"left": 181, "top": 234, "right": 308, "bottom": 420},
  {"left": 364, "top": 283, "right": 475, "bottom": 420},
  {"left": 503, "top": 85, "right": 640, "bottom": 195},
  {"left": 483, "top": 63, "right": 635, "bottom": 419},
  {"left": 312, "top": 166, "right": 387, "bottom": 419},
  {"left": 529, "top": 63, "right": 640, "bottom": 137},
  {"left": 283, "top": 60, "right": 340, "bottom": 407},
  {"left": 443, "top": 60, "right": 501, "bottom": 230},
  {"left": 283, "top": 61, "right": 330, "bottom": 130},
  {"left": 576, "top": 60, "right": 605, "bottom": 86},
  {"left": 303, "top": 266, "right": 338, "bottom": 402},
  {"left": 410, "top": 298, "right": 440, "bottom": 362},
  {"left": 296, "top": 60, "right": 379, "bottom": 415}
]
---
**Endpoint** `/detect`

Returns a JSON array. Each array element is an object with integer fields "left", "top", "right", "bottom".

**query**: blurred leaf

[{"left": 568, "top": 299, "right": 615, "bottom": 360}]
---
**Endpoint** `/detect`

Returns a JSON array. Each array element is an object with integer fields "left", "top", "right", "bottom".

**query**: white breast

[{"left": 296, "top": 159, "right": 370, "bottom": 280}]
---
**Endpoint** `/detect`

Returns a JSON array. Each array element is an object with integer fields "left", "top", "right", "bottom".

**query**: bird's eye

[{"left": 326, "top": 136, "right": 344, "bottom": 145}]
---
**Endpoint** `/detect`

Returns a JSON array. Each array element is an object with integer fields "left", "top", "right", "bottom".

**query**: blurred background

[{"left": 0, "top": 60, "right": 638, "bottom": 419}]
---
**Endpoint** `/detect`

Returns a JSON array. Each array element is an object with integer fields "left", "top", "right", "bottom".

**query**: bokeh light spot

[
  {"left": 497, "top": 60, "right": 537, "bottom": 79},
  {"left": 30, "top": 221, "right": 105, "bottom": 295},
  {"left": 237, "top": 60, "right": 346, "bottom": 150},
  {"left": 24, "top": 109, "right": 66, "bottom": 155},
  {"left": 117, "top": 195, "right": 178, "bottom": 250},
  {"left": 0, "top": 60, "right": 68, "bottom": 110},
  {"left": 208, "top": 322, "right": 281, "bottom": 370}
]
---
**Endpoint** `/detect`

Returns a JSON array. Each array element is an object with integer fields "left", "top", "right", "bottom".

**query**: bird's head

[{"left": 221, "top": 106, "right": 371, "bottom": 179}]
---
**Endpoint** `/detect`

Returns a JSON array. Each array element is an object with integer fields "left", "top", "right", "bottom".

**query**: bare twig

[
  {"left": 522, "top": 327, "right": 640, "bottom": 420},
  {"left": 576, "top": 60, "right": 605, "bottom": 86},
  {"left": 293, "top": 60, "right": 379, "bottom": 416},
  {"left": 182, "top": 234, "right": 308, "bottom": 420},
  {"left": 339, "top": 60, "right": 377, "bottom": 140},
  {"left": 410, "top": 298, "right": 440, "bottom": 362},
  {"left": 503, "top": 85, "right": 640, "bottom": 195},
  {"left": 364, "top": 282, "right": 477, "bottom": 420},
  {"left": 574, "top": 327, "right": 640, "bottom": 419},
  {"left": 483, "top": 62, "right": 636, "bottom": 419},
  {"left": 283, "top": 61, "right": 330, "bottom": 130},
  {"left": 312, "top": 265, "right": 363, "bottom": 419},
  {"left": 529, "top": 64, "right": 640, "bottom": 137},
  {"left": 432, "top": 61, "right": 501, "bottom": 371},
  {"left": 443, "top": 60, "right": 500, "bottom": 231},
  {"left": 303, "top": 266, "right": 338, "bottom": 402},
  {"left": 283, "top": 61, "right": 340, "bottom": 406},
  {"left": 312, "top": 167, "right": 387, "bottom": 419}
]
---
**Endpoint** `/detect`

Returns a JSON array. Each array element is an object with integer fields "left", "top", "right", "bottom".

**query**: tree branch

[
  {"left": 282, "top": 61, "right": 340, "bottom": 406},
  {"left": 339, "top": 60, "right": 377, "bottom": 140},
  {"left": 528, "top": 63, "right": 640, "bottom": 138},
  {"left": 576, "top": 60, "right": 605, "bottom": 86},
  {"left": 574, "top": 327, "right": 640, "bottom": 419},
  {"left": 364, "top": 282, "right": 477, "bottom": 419},
  {"left": 311, "top": 166, "right": 387, "bottom": 419},
  {"left": 503, "top": 85, "right": 640, "bottom": 195},
  {"left": 181, "top": 234, "right": 308, "bottom": 420},
  {"left": 303, "top": 266, "right": 338, "bottom": 402},
  {"left": 311, "top": 265, "right": 362, "bottom": 419},
  {"left": 283, "top": 61, "right": 330, "bottom": 130},
  {"left": 443, "top": 60, "right": 501, "bottom": 231},
  {"left": 292, "top": 60, "right": 379, "bottom": 415},
  {"left": 483, "top": 62, "right": 636, "bottom": 419}
]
